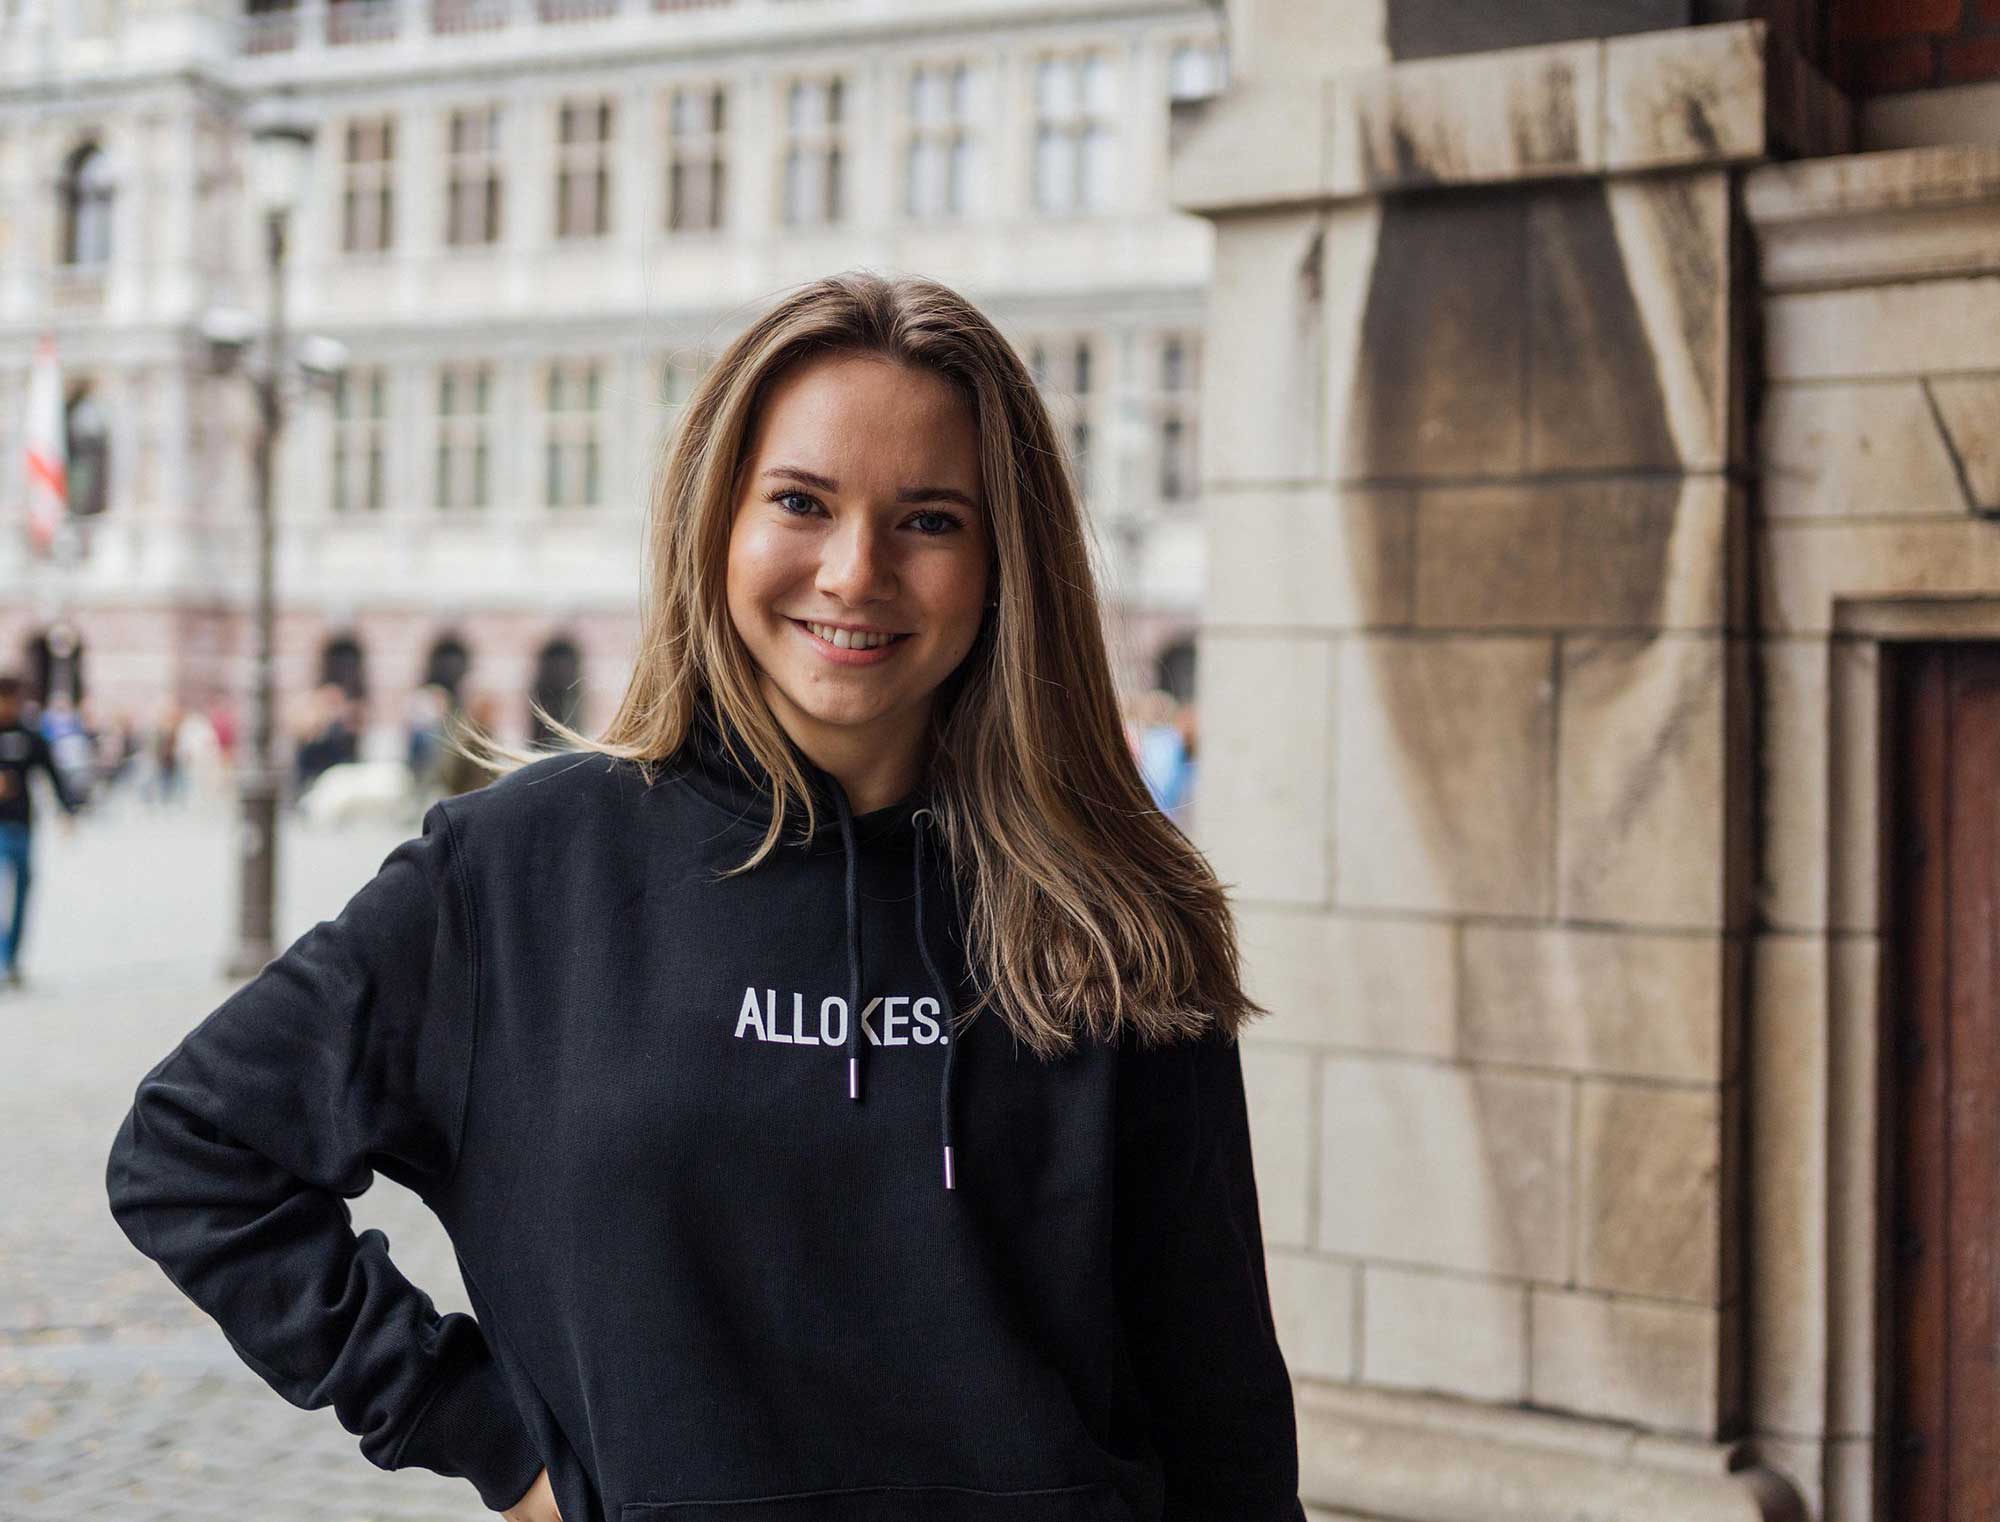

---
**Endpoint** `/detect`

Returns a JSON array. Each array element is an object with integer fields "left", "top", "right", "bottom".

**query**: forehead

[{"left": 749, "top": 353, "right": 979, "bottom": 487}]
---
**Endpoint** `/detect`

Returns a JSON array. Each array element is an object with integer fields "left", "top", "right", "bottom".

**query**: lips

[{"left": 791, "top": 619, "right": 911, "bottom": 652}]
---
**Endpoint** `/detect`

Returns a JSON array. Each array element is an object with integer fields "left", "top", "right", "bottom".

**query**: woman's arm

[
  {"left": 1115, "top": 1025, "right": 1307, "bottom": 1522},
  {"left": 104, "top": 801, "right": 544, "bottom": 1513}
]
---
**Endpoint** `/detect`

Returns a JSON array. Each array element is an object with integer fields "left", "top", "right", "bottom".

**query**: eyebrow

[{"left": 762, "top": 465, "right": 979, "bottom": 513}]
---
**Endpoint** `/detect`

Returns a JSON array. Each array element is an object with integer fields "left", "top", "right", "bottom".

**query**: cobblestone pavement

[{"left": 2, "top": 792, "right": 496, "bottom": 1521}]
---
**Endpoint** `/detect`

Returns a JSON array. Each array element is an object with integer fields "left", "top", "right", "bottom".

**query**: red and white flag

[{"left": 24, "top": 332, "right": 66, "bottom": 555}]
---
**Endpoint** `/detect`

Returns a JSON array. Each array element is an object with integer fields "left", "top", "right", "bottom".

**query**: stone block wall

[{"left": 1178, "top": 14, "right": 1813, "bottom": 1519}]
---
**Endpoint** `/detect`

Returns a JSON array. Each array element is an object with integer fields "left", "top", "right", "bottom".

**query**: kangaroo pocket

[{"left": 621, "top": 1481, "right": 1131, "bottom": 1522}]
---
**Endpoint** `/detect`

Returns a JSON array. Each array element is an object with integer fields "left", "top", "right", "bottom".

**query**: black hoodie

[{"left": 104, "top": 699, "right": 1304, "bottom": 1522}]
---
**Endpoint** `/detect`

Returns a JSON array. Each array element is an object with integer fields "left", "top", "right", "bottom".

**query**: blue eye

[{"left": 766, "top": 488, "right": 963, "bottom": 537}]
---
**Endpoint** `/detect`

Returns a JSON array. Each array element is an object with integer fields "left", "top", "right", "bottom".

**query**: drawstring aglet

[
  {"left": 943, "top": 1144, "right": 956, "bottom": 1190},
  {"left": 849, "top": 1055, "right": 859, "bottom": 1101}
]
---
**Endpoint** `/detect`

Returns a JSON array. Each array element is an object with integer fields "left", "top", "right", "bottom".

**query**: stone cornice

[
  {"left": 1745, "top": 143, "right": 2000, "bottom": 292},
  {"left": 1172, "top": 20, "right": 1849, "bottom": 214}
]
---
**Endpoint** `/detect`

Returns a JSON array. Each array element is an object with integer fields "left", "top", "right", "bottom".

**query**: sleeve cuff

[{"left": 396, "top": 1347, "right": 548, "bottom": 1512}]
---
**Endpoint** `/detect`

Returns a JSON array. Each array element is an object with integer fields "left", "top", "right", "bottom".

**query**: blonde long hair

[{"left": 453, "top": 270, "right": 1264, "bottom": 1058}]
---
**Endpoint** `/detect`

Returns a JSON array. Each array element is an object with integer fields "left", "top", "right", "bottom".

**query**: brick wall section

[{"left": 1833, "top": 0, "right": 2000, "bottom": 93}]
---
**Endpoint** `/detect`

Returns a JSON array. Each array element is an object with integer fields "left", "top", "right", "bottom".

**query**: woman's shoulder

[{"left": 432, "top": 748, "right": 659, "bottom": 852}]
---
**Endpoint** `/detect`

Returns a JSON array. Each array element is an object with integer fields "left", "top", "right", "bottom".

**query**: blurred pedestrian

[
  {"left": 38, "top": 690, "right": 96, "bottom": 806},
  {"left": 206, "top": 693, "right": 239, "bottom": 771},
  {"left": 0, "top": 672, "right": 82, "bottom": 990},
  {"left": 1170, "top": 694, "right": 1199, "bottom": 832},
  {"left": 144, "top": 697, "right": 184, "bottom": 808},
  {"left": 96, "top": 707, "right": 143, "bottom": 798},
  {"left": 175, "top": 703, "right": 225, "bottom": 806},
  {"left": 294, "top": 683, "right": 361, "bottom": 800},
  {"left": 1129, "top": 687, "right": 1193, "bottom": 819},
  {"left": 435, "top": 689, "right": 502, "bottom": 797},
  {"left": 404, "top": 683, "right": 450, "bottom": 794}
]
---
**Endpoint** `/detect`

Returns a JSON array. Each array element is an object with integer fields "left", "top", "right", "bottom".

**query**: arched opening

[
  {"left": 529, "top": 635, "right": 583, "bottom": 746},
  {"left": 423, "top": 633, "right": 472, "bottom": 700},
  {"left": 23, "top": 622, "right": 87, "bottom": 708},
  {"left": 65, "top": 389, "right": 109, "bottom": 519},
  {"left": 60, "top": 143, "right": 114, "bottom": 267},
  {"left": 1154, "top": 635, "right": 1197, "bottom": 707},
  {"left": 320, "top": 633, "right": 368, "bottom": 701}
]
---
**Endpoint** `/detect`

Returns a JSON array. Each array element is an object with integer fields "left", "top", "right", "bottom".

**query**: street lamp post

[{"left": 225, "top": 106, "right": 316, "bottom": 980}]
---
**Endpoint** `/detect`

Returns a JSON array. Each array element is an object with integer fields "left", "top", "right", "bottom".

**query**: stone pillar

[
  {"left": 1174, "top": 13, "right": 1845, "bottom": 1521},
  {"left": 1739, "top": 142, "right": 2000, "bottom": 1522}
]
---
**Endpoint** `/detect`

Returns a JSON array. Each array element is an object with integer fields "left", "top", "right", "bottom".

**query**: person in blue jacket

[{"left": 105, "top": 271, "right": 1305, "bottom": 1522}]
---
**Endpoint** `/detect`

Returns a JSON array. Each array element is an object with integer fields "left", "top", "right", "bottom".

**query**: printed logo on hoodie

[{"left": 735, "top": 987, "right": 948, "bottom": 1048}]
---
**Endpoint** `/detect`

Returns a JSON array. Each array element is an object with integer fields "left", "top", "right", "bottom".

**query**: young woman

[{"left": 106, "top": 272, "right": 1304, "bottom": 1522}]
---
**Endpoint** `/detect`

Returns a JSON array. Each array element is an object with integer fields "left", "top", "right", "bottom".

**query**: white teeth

[{"left": 804, "top": 621, "right": 901, "bottom": 651}]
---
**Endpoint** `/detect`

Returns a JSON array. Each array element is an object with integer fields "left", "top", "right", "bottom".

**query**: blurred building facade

[
  {"left": 1185, "top": 2, "right": 2000, "bottom": 1520},
  {"left": 0, "top": 0, "right": 1224, "bottom": 744}
]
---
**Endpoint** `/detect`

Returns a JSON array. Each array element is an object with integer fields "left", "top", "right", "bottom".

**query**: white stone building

[{"left": 0, "top": 0, "right": 1225, "bottom": 748}]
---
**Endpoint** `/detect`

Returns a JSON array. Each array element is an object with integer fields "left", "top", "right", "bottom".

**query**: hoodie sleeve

[
  {"left": 103, "top": 800, "right": 545, "bottom": 1514},
  {"left": 1114, "top": 1026, "right": 1306, "bottom": 1522}
]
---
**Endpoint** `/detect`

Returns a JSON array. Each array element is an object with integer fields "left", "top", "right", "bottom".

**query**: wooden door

[{"left": 1889, "top": 641, "right": 2000, "bottom": 1519}]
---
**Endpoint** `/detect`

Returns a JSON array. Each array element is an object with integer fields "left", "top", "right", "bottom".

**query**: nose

[{"left": 815, "top": 514, "right": 897, "bottom": 606}]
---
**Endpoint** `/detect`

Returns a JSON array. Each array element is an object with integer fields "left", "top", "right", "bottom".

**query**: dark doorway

[
  {"left": 529, "top": 636, "right": 583, "bottom": 746},
  {"left": 23, "top": 622, "right": 86, "bottom": 707},
  {"left": 424, "top": 634, "right": 472, "bottom": 700},
  {"left": 1154, "top": 636, "right": 1196, "bottom": 707},
  {"left": 1887, "top": 641, "right": 2000, "bottom": 1519},
  {"left": 320, "top": 634, "right": 367, "bottom": 701},
  {"left": 65, "top": 389, "right": 109, "bottom": 519}
]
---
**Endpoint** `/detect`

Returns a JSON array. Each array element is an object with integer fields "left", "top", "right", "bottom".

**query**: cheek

[
  {"left": 725, "top": 522, "right": 801, "bottom": 618},
  {"left": 919, "top": 559, "right": 990, "bottom": 642}
]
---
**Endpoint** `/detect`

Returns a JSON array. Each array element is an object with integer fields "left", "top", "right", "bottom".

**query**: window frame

[
  {"left": 778, "top": 72, "right": 847, "bottom": 229},
  {"left": 339, "top": 116, "right": 396, "bottom": 257}
]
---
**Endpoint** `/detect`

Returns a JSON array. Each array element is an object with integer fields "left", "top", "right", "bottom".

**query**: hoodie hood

[{"left": 669, "top": 694, "right": 968, "bottom": 1190}]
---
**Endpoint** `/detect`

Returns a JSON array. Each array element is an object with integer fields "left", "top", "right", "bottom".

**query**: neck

[{"left": 760, "top": 681, "right": 930, "bottom": 816}]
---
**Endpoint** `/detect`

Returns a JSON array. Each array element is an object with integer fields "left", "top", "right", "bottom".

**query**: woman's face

[{"left": 726, "top": 351, "right": 991, "bottom": 763}]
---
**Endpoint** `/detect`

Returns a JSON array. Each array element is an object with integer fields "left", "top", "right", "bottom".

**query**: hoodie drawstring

[
  {"left": 911, "top": 808, "right": 959, "bottom": 1192},
  {"left": 831, "top": 785, "right": 865, "bottom": 1106},
  {"left": 826, "top": 781, "right": 960, "bottom": 1192}
]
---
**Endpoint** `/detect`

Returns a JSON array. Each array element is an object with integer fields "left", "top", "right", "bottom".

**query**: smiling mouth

[{"left": 790, "top": 618, "right": 913, "bottom": 651}]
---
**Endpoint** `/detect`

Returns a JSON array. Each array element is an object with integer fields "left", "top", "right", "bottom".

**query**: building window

[
  {"left": 436, "top": 363, "right": 493, "bottom": 510},
  {"left": 194, "top": 114, "right": 233, "bottom": 278},
  {"left": 555, "top": 97, "right": 613, "bottom": 240},
  {"left": 332, "top": 367, "right": 389, "bottom": 512},
  {"left": 444, "top": 105, "right": 503, "bottom": 247},
  {"left": 1167, "top": 39, "right": 1228, "bottom": 102},
  {"left": 340, "top": 117, "right": 395, "bottom": 255},
  {"left": 544, "top": 360, "right": 602, "bottom": 508},
  {"left": 665, "top": 85, "right": 727, "bottom": 233},
  {"left": 1155, "top": 331, "right": 1200, "bottom": 503},
  {"left": 129, "top": 367, "right": 161, "bottom": 513},
  {"left": 903, "top": 62, "right": 976, "bottom": 221},
  {"left": 1026, "top": 335, "right": 1095, "bottom": 501},
  {"left": 1032, "top": 51, "right": 1116, "bottom": 215},
  {"left": 60, "top": 143, "right": 114, "bottom": 266},
  {"left": 65, "top": 389, "right": 109, "bottom": 518},
  {"left": 780, "top": 76, "right": 845, "bottom": 227}
]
